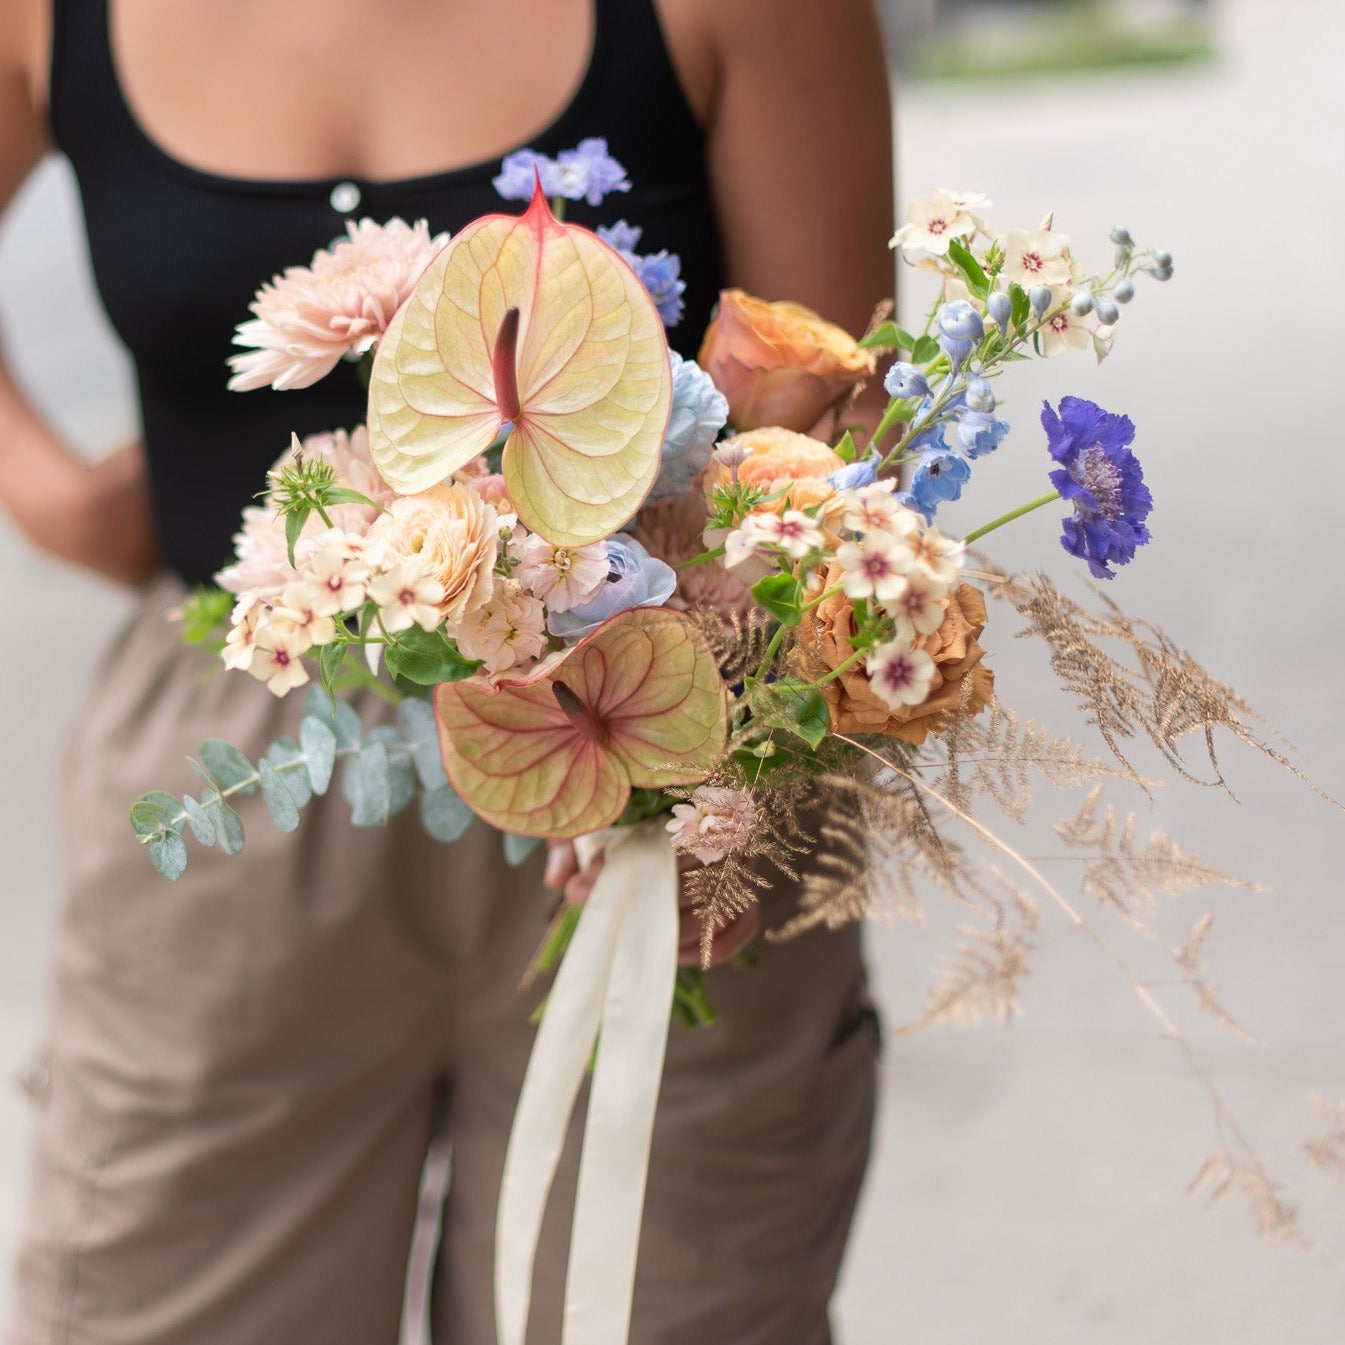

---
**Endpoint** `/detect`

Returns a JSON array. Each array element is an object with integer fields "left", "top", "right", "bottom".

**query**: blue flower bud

[
  {"left": 1114, "top": 243, "right": 1133, "bottom": 268},
  {"left": 1153, "top": 248, "right": 1173, "bottom": 269},
  {"left": 937, "top": 300, "right": 985, "bottom": 370},
  {"left": 1069, "top": 289, "right": 1095, "bottom": 316},
  {"left": 955, "top": 409, "right": 1009, "bottom": 459},
  {"left": 1094, "top": 295, "right": 1120, "bottom": 327},
  {"left": 985, "top": 291, "right": 1012, "bottom": 336},
  {"left": 883, "top": 361, "right": 930, "bottom": 400},
  {"left": 1113, "top": 278, "right": 1135, "bottom": 304},
  {"left": 1108, "top": 226, "right": 1133, "bottom": 247},
  {"left": 1029, "top": 285, "right": 1053, "bottom": 318},
  {"left": 965, "top": 375, "right": 995, "bottom": 413}
]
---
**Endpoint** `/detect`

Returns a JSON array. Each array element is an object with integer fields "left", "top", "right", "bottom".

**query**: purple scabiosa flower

[
  {"left": 648, "top": 353, "right": 728, "bottom": 500},
  {"left": 554, "top": 138, "right": 631, "bottom": 206},
  {"left": 1043, "top": 396, "right": 1152, "bottom": 580},
  {"left": 909, "top": 450, "right": 971, "bottom": 517},
  {"left": 546, "top": 535, "right": 676, "bottom": 640}
]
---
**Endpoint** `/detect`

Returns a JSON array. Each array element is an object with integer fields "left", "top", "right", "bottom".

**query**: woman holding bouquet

[{"left": 0, "top": 1, "right": 893, "bottom": 1341}]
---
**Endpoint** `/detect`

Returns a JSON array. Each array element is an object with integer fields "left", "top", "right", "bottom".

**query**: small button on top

[{"left": 329, "top": 181, "right": 362, "bottom": 214}]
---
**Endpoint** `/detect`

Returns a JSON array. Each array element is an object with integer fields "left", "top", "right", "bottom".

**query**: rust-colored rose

[
  {"left": 698, "top": 289, "right": 875, "bottom": 433},
  {"left": 793, "top": 562, "right": 994, "bottom": 742},
  {"left": 703, "top": 426, "right": 843, "bottom": 516}
]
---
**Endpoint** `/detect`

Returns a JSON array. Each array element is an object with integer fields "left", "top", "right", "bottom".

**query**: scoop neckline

[{"left": 102, "top": 0, "right": 608, "bottom": 198}]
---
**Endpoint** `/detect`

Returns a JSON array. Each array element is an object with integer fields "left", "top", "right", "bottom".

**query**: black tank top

[{"left": 50, "top": 0, "right": 726, "bottom": 586}]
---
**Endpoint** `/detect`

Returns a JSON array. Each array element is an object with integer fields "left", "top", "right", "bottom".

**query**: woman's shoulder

[{"left": 0, "top": 0, "right": 53, "bottom": 200}]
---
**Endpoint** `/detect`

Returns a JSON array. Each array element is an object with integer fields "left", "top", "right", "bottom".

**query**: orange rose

[
  {"left": 793, "top": 563, "right": 994, "bottom": 742},
  {"left": 703, "top": 426, "right": 843, "bottom": 515},
  {"left": 699, "top": 289, "right": 876, "bottom": 432}
]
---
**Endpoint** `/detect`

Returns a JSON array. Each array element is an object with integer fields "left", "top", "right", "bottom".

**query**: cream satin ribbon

[{"left": 495, "top": 823, "right": 679, "bottom": 1345}]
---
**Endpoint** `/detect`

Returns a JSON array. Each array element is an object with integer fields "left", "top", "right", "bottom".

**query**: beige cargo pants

[{"left": 8, "top": 579, "right": 878, "bottom": 1345}]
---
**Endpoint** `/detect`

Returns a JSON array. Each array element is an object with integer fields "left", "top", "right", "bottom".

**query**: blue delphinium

[
  {"left": 493, "top": 139, "right": 630, "bottom": 207},
  {"left": 1043, "top": 396, "right": 1152, "bottom": 580},
  {"left": 648, "top": 354, "right": 728, "bottom": 500},
  {"left": 827, "top": 452, "right": 880, "bottom": 491},
  {"left": 884, "top": 362, "right": 930, "bottom": 400},
  {"left": 598, "top": 222, "right": 686, "bottom": 326},
  {"left": 547, "top": 536, "right": 676, "bottom": 640},
  {"left": 937, "top": 300, "right": 985, "bottom": 369},
  {"left": 956, "top": 409, "right": 1010, "bottom": 459},
  {"left": 909, "top": 450, "right": 971, "bottom": 517}
]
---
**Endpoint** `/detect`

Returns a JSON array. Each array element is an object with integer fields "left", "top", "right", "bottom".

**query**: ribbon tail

[{"left": 562, "top": 827, "right": 680, "bottom": 1345}]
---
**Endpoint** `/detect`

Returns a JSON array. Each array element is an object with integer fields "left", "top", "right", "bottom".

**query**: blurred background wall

[{"left": 2, "top": 1, "right": 1342, "bottom": 1339}]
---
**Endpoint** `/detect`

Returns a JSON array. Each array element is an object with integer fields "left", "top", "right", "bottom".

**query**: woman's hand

[
  {"left": 544, "top": 838, "right": 761, "bottom": 969},
  {"left": 1, "top": 431, "right": 160, "bottom": 586}
]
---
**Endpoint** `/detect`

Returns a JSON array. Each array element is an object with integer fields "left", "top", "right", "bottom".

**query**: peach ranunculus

[
  {"left": 698, "top": 289, "right": 876, "bottom": 433},
  {"left": 634, "top": 491, "right": 752, "bottom": 618},
  {"left": 793, "top": 562, "right": 994, "bottom": 742},
  {"left": 228, "top": 218, "right": 448, "bottom": 392},
  {"left": 364, "top": 483, "right": 499, "bottom": 627},
  {"left": 703, "top": 426, "right": 844, "bottom": 516}
]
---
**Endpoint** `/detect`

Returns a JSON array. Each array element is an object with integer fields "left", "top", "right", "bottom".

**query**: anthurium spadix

[
  {"left": 433, "top": 608, "right": 728, "bottom": 839},
  {"left": 367, "top": 186, "right": 673, "bottom": 547}
]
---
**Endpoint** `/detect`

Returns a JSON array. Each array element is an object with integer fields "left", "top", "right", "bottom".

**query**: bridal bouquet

[{"left": 130, "top": 146, "right": 1338, "bottom": 1340}]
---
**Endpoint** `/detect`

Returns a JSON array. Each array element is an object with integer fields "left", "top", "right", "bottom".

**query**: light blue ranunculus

[
  {"left": 546, "top": 535, "right": 676, "bottom": 640},
  {"left": 647, "top": 353, "right": 728, "bottom": 501}
]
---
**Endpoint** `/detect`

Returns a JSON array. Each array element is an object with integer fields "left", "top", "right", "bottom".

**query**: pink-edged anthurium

[
  {"left": 367, "top": 185, "right": 673, "bottom": 547},
  {"left": 433, "top": 607, "right": 728, "bottom": 838}
]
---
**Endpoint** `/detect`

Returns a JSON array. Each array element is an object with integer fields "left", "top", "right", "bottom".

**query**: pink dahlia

[{"left": 227, "top": 218, "right": 448, "bottom": 392}]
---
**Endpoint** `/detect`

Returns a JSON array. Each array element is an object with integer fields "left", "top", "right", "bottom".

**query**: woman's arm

[{"left": 0, "top": 6, "right": 158, "bottom": 586}]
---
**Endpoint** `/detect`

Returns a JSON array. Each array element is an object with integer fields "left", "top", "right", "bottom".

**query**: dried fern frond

[
  {"left": 1303, "top": 1095, "right": 1345, "bottom": 1187},
  {"left": 1056, "top": 787, "right": 1263, "bottom": 933},
  {"left": 899, "top": 871, "right": 1040, "bottom": 1033},
  {"left": 1188, "top": 1149, "right": 1305, "bottom": 1245},
  {"left": 683, "top": 603, "right": 778, "bottom": 685},
  {"left": 1170, "top": 914, "right": 1259, "bottom": 1045},
  {"left": 928, "top": 701, "right": 1142, "bottom": 823}
]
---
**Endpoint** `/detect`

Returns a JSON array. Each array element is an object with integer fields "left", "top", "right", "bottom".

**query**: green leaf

[
  {"left": 750, "top": 682, "right": 831, "bottom": 749},
  {"left": 202, "top": 791, "right": 245, "bottom": 855},
  {"left": 284, "top": 507, "right": 307, "bottom": 570},
  {"left": 179, "top": 587, "right": 234, "bottom": 646},
  {"left": 200, "top": 740, "right": 257, "bottom": 793},
  {"left": 384, "top": 626, "right": 481, "bottom": 686},
  {"left": 833, "top": 429, "right": 858, "bottom": 465},
  {"left": 180, "top": 795, "right": 217, "bottom": 846},
  {"left": 319, "top": 641, "right": 346, "bottom": 696},
  {"left": 130, "top": 791, "right": 183, "bottom": 837},
  {"left": 364, "top": 726, "right": 415, "bottom": 816},
  {"left": 1009, "top": 282, "right": 1030, "bottom": 329},
  {"left": 150, "top": 832, "right": 189, "bottom": 880},
  {"left": 420, "top": 784, "right": 474, "bottom": 843},
  {"left": 750, "top": 573, "right": 804, "bottom": 627},
  {"left": 298, "top": 716, "right": 337, "bottom": 795},
  {"left": 503, "top": 832, "right": 542, "bottom": 867},
  {"left": 398, "top": 697, "right": 448, "bottom": 790},
  {"left": 345, "top": 740, "right": 391, "bottom": 827},
  {"left": 257, "top": 758, "right": 302, "bottom": 833},
  {"left": 323, "top": 486, "right": 381, "bottom": 510},
  {"left": 263, "top": 737, "right": 313, "bottom": 809},
  {"left": 947, "top": 237, "right": 991, "bottom": 299},
  {"left": 858, "top": 320, "right": 919, "bottom": 352},
  {"left": 910, "top": 334, "right": 940, "bottom": 364}
]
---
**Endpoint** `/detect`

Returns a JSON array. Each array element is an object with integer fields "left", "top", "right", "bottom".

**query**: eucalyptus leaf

[
  {"left": 303, "top": 686, "right": 362, "bottom": 751},
  {"left": 200, "top": 740, "right": 257, "bottom": 793},
  {"left": 150, "top": 832, "right": 189, "bottom": 881},
  {"left": 420, "top": 784, "right": 474, "bottom": 843},
  {"left": 345, "top": 740, "right": 391, "bottom": 827},
  {"left": 503, "top": 833, "right": 542, "bottom": 867},
  {"left": 364, "top": 726, "right": 415, "bottom": 816},
  {"left": 202, "top": 791, "right": 246, "bottom": 855},
  {"left": 398, "top": 696, "right": 448, "bottom": 790},
  {"left": 264, "top": 737, "right": 313, "bottom": 808},
  {"left": 180, "top": 794, "right": 217, "bottom": 846},
  {"left": 130, "top": 792, "right": 183, "bottom": 837},
  {"left": 257, "top": 758, "right": 302, "bottom": 833},
  {"left": 299, "top": 716, "right": 337, "bottom": 794}
]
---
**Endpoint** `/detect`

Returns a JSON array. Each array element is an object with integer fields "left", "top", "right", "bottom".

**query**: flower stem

[{"left": 962, "top": 490, "right": 1060, "bottom": 545}]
